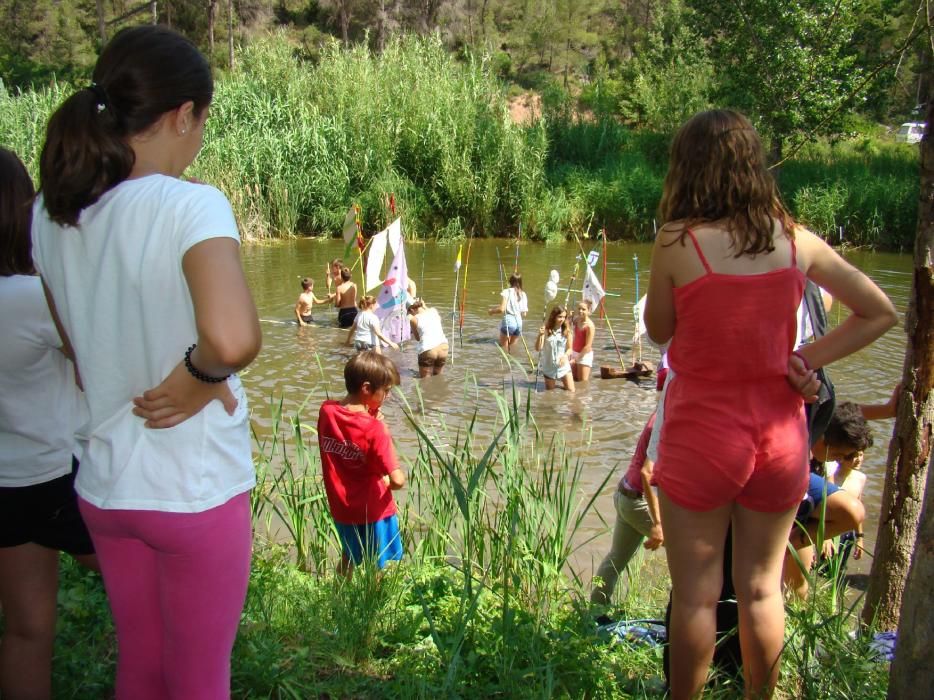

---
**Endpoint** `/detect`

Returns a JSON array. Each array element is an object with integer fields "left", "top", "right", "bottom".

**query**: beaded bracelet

[{"left": 184, "top": 344, "right": 230, "bottom": 383}]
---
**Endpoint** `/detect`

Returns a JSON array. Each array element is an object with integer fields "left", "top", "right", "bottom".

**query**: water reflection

[{"left": 242, "top": 238, "right": 911, "bottom": 581}]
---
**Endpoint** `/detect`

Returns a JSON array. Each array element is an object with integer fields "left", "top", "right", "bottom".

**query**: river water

[{"left": 242, "top": 237, "right": 911, "bottom": 586}]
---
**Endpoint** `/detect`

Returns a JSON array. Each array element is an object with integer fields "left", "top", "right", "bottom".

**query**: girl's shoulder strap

[{"left": 684, "top": 228, "right": 712, "bottom": 274}]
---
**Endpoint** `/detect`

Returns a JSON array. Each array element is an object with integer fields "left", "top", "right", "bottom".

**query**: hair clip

[{"left": 88, "top": 83, "right": 108, "bottom": 114}]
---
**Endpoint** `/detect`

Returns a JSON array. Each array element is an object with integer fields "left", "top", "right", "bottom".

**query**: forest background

[{"left": 0, "top": 0, "right": 930, "bottom": 248}]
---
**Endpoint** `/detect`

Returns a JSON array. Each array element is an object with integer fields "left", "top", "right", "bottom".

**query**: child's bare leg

[
  {"left": 562, "top": 373, "right": 575, "bottom": 392},
  {"left": 578, "top": 364, "right": 591, "bottom": 382},
  {"left": 498, "top": 332, "right": 510, "bottom": 352},
  {"left": 337, "top": 554, "right": 354, "bottom": 579},
  {"left": 0, "top": 543, "right": 59, "bottom": 700},
  {"left": 732, "top": 503, "right": 799, "bottom": 699},
  {"left": 544, "top": 377, "right": 556, "bottom": 390},
  {"left": 782, "top": 544, "right": 814, "bottom": 599},
  {"left": 659, "top": 490, "right": 732, "bottom": 700}
]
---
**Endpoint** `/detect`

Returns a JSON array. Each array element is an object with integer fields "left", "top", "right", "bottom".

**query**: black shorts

[
  {"left": 0, "top": 457, "right": 95, "bottom": 555},
  {"left": 338, "top": 307, "right": 358, "bottom": 328}
]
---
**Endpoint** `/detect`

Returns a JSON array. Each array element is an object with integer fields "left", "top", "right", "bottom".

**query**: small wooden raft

[{"left": 600, "top": 360, "right": 655, "bottom": 380}]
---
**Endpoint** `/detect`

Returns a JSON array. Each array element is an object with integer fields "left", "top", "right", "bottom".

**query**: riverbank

[
  {"left": 0, "top": 36, "right": 919, "bottom": 250},
  {"left": 42, "top": 395, "right": 890, "bottom": 698}
]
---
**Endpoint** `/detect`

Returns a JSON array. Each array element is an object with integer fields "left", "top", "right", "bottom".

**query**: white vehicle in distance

[{"left": 896, "top": 122, "right": 926, "bottom": 144}]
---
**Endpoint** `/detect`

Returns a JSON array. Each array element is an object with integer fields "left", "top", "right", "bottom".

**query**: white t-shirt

[
  {"left": 354, "top": 309, "right": 381, "bottom": 346},
  {"left": 0, "top": 275, "right": 88, "bottom": 487},
  {"left": 31, "top": 175, "right": 254, "bottom": 512},
  {"left": 413, "top": 308, "right": 447, "bottom": 354},
  {"left": 501, "top": 288, "right": 528, "bottom": 316}
]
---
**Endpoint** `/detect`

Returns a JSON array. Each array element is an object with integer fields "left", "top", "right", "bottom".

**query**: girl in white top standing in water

[
  {"left": 488, "top": 273, "right": 528, "bottom": 353},
  {"left": 32, "top": 26, "right": 261, "bottom": 699}
]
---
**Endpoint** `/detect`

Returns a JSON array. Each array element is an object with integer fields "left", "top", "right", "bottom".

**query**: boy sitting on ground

[
  {"left": 784, "top": 401, "right": 873, "bottom": 599},
  {"left": 317, "top": 351, "right": 405, "bottom": 576}
]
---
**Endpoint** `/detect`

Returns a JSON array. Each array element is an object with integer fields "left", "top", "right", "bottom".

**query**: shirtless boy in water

[
  {"left": 294, "top": 277, "right": 327, "bottom": 327},
  {"left": 330, "top": 266, "right": 358, "bottom": 328}
]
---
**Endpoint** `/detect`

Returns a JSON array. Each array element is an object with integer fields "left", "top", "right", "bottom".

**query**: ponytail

[
  {"left": 39, "top": 88, "right": 134, "bottom": 227},
  {"left": 0, "top": 148, "right": 36, "bottom": 276},
  {"left": 39, "top": 26, "right": 212, "bottom": 227}
]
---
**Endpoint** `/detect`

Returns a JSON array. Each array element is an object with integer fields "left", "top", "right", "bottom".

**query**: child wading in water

[
  {"left": 571, "top": 299, "right": 596, "bottom": 381},
  {"left": 317, "top": 351, "right": 405, "bottom": 576},
  {"left": 294, "top": 277, "right": 327, "bottom": 326},
  {"left": 536, "top": 306, "right": 575, "bottom": 392},
  {"left": 347, "top": 296, "right": 399, "bottom": 353}
]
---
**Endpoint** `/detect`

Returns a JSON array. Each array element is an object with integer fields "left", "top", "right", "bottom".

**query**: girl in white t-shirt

[
  {"left": 0, "top": 148, "right": 99, "bottom": 700},
  {"left": 488, "top": 273, "right": 528, "bottom": 353},
  {"left": 407, "top": 298, "right": 449, "bottom": 377},
  {"left": 32, "top": 27, "right": 261, "bottom": 699},
  {"left": 347, "top": 296, "right": 399, "bottom": 353}
]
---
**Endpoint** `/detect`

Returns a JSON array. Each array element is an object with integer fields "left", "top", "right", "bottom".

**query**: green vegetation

[
  {"left": 0, "top": 36, "right": 920, "bottom": 248},
  {"left": 38, "top": 377, "right": 889, "bottom": 698}
]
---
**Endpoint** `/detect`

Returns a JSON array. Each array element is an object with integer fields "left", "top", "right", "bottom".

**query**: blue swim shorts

[
  {"left": 500, "top": 314, "right": 522, "bottom": 337},
  {"left": 795, "top": 473, "right": 842, "bottom": 521},
  {"left": 335, "top": 514, "right": 403, "bottom": 569}
]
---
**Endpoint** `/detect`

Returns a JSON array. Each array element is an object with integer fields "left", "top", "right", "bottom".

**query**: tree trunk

[
  {"left": 208, "top": 0, "right": 217, "bottom": 57},
  {"left": 151, "top": 0, "right": 157, "bottom": 24},
  {"left": 95, "top": 0, "right": 106, "bottom": 43},
  {"left": 863, "top": 101, "right": 934, "bottom": 634},
  {"left": 340, "top": 4, "right": 350, "bottom": 46},
  {"left": 227, "top": 0, "right": 234, "bottom": 69}
]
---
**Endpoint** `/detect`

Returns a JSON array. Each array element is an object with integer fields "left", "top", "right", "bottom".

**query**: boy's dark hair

[
  {"left": 301, "top": 277, "right": 313, "bottom": 290},
  {"left": 344, "top": 351, "right": 400, "bottom": 394},
  {"left": 823, "top": 401, "right": 874, "bottom": 451},
  {"left": 340, "top": 266, "right": 352, "bottom": 282},
  {"left": 0, "top": 149, "right": 36, "bottom": 277},
  {"left": 39, "top": 25, "right": 213, "bottom": 227}
]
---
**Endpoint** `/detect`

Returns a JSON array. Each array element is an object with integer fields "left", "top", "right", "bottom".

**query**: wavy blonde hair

[{"left": 658, "top": 109, "right": 794, "bottom": 257}]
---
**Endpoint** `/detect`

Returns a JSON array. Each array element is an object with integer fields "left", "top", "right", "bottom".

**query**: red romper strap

[{"left": 684, "top": 228, "right": 713, "bottom": 274}]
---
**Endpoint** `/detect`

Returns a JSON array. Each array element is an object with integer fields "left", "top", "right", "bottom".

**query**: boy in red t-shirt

[{"left": 317, "top": 351, "right": 405, "bottom": 575}]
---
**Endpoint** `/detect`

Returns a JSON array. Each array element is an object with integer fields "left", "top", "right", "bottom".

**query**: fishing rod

[
  {"left": 458, "top": 233, "right": 473, "bottom": 348},
  {"left": 632, "top": 253, "right": 642, "bottom": 365},
  {"left": 573, "top": 234, "right": 627, "bottom": 373},
  {"left": 557, "top": 287, "right": 620, "bottom": 297},
  {"left": 600, "top": 225, "right": 607, "bottom": 319},
  {"left": 450, "top": 243, "right": 463, "bottom": 365},
  {"left": 513, "top": 222, "right": 521, "bottom": 275}
]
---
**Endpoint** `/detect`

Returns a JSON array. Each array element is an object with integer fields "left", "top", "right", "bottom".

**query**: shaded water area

[{"left": 243, "top": 237, "right": 911, "bottom": 587}]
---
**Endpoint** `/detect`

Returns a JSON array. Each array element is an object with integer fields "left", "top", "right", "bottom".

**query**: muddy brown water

[{"left": 243, "top": 237, "right": 911, "bottom": 588}]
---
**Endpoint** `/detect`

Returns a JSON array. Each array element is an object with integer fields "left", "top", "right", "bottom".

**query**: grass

[
  {"left": 29, "top": 380, "right": 892, "bottom": 698},
  {"left": 0, "top": 36, "right": 919, "bottom": 248}
]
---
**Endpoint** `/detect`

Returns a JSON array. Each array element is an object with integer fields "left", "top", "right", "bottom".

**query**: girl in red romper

[{"left": 644, "top": 110, "right": 897, "bottom": 700}]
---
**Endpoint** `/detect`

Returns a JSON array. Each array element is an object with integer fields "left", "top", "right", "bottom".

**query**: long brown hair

[
  {"left": 0, "top": 149, "right": 36, "bottom": 276},
  {"left": 658, "top": 109, "right": 794, "bottom": 256},
  {"left": 545, "top": 305, "right": 571, "bottom": 343},
  {"left": 39, "top": 26, "right": 213, "bottom": 227}
]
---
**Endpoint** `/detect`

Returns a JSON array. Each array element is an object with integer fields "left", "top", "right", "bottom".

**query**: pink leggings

[{"left": 79, "top": 493, "right": 252, "bottom": 700}]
